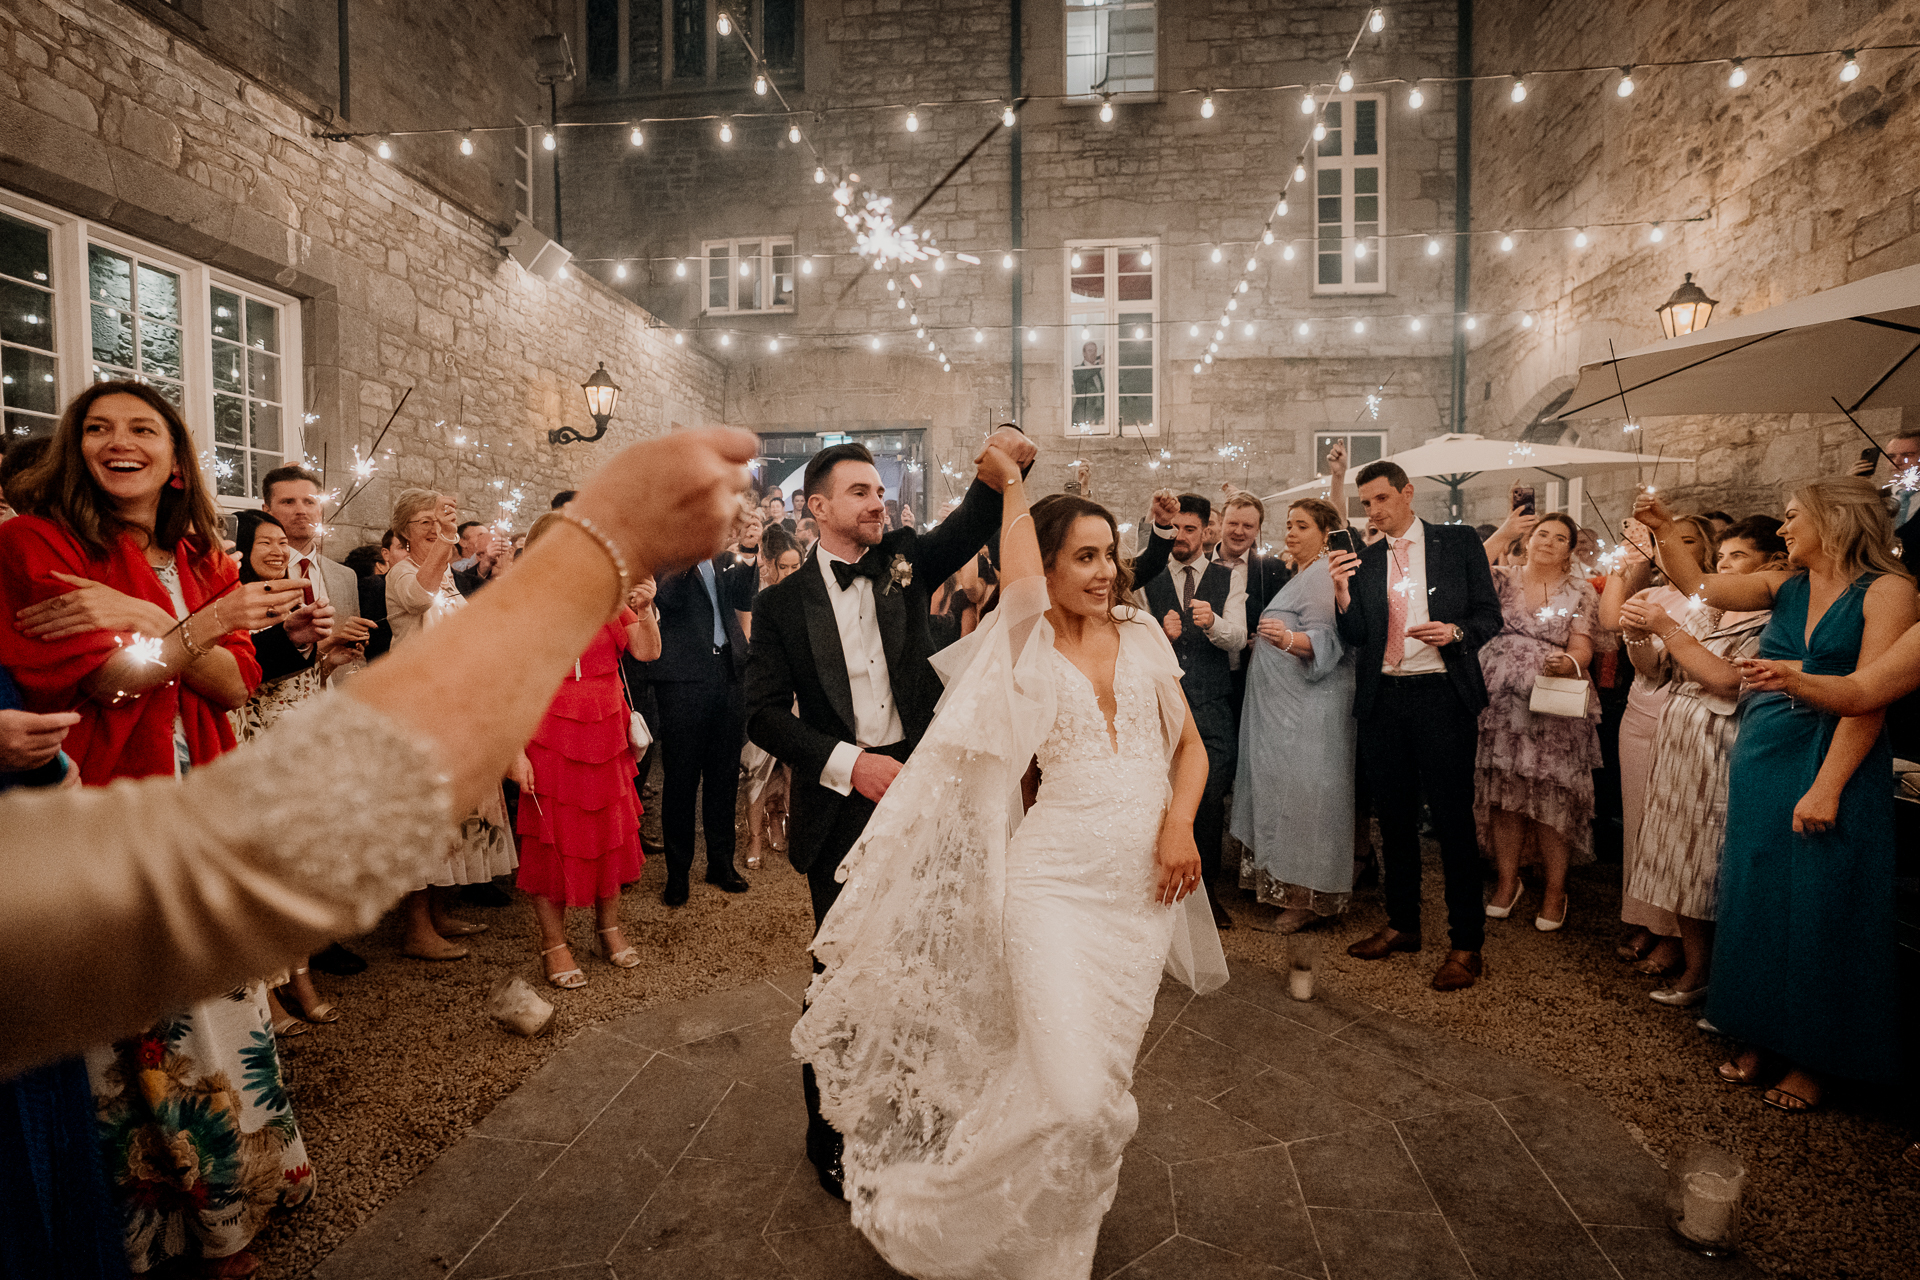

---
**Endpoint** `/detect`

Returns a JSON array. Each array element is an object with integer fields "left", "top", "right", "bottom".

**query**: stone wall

[
  {"left": 557, "top": 0, "right": 1462, "bottom": 530},
  {"left": 1461, "top": 0, "right": 1920, "bottom": 529},
  {"left": 1, "top": 0, "right": 723, "bottom": 544}
]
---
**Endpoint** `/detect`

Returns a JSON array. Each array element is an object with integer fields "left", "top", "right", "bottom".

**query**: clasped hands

[
  {"left": 972, "top": 425, "right": 1036, "bottom": 492},
  {"left": 15, "top": 572, "right": 316, "bottom": 645}
]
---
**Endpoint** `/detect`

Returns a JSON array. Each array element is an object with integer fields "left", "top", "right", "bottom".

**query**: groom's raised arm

[
  {"left": 745, "top": 596, "right": 841, "bottom": 785},
  {"left": 913, "top": 478, "right": 1002, "bottom": 588}
]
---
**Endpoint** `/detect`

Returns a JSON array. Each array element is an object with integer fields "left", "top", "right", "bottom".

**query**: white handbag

[
  {"left": 1529, "top": 661, "right": 1591, "bottom": 719},
  {"left": 615, "top": 658, "right": 654, "bottom": 752}
]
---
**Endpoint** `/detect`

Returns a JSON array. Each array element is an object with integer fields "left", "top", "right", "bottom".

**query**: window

[
  {"left": 513, "top": 118, "right": 535, "bottom": 224},
  {"left": 1065, "top": 241, "right": 1157, "bottom": 438},
  {"left": 702, "top": 239, "right": 795, "bottom": 314},
  {"left": 1314, "top": 430, "right": 1386, "bottom": 517},
  {"left": 1313, "top": 95, "right": 1385, "bottom": 294},
  {"left": 583, "top": 0, "right": 800, "bottom": 95},
  {"left": 0, "top": 190, "right": 301, "bottom": 508},
  {"left": 1, "top": 210, "right": 60, "bottom": 440},
  {"left": 1066, "top": 1, "right": 1155, "bottom": 97}
]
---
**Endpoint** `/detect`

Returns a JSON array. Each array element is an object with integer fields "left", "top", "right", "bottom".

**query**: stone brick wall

[
  {"left": 1460, "top": 0, "right": 1920, "bottom": 529},
  {"left": 1, "top": 0, "right": 724, "bottom": 544},
  {"left": 557, "top": 0, "right": 1463, "bottom": 531}
]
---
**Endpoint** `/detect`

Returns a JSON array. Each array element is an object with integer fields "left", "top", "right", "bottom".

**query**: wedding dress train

[{"left": 792, "top": 577, "right": 1227, "bottom": 1279}]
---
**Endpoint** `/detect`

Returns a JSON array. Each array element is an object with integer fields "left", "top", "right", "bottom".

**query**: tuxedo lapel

[
  {"left": 799, "top": 553, "right": 860, "bottom": 738},
  {"left": 873, "top": 556, "right": 907, "bottom": 697}
]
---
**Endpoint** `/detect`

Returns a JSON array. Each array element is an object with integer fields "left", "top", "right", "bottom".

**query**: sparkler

[
  {"left": 328, "top": 387, "right": 412, "bottom": 523},
  {"left": 123, "top": 634, "right": 166, "bottom": 667},
  {"left": 1607, "top": 338, "right": 1644, "bottom": 486}
]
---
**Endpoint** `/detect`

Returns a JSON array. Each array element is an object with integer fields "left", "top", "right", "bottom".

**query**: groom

[{"left": 745, "top": 426, "right": 1037, "bottom": 1198}]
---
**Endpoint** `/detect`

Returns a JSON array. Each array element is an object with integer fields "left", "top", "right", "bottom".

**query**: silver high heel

[
  {"left": 1484, "top": 883, "right": 1524, "bottom": 919},
  {"left": 1651, "top": 984, "right": 1709, "bottom": 1007},
  {"left": 596, "top": 926, "right": 641, "bottom": 969}
]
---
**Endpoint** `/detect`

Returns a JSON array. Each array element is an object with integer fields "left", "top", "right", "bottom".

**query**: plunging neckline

[
  {"left": 1800, "top": 573, "right": 1864, "bottom": 650},
  {"left": 1054, "top": 644, "right": 1123, "bottom": 754}
]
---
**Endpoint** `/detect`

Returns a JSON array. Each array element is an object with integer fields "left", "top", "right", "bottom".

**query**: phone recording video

[
  {"left": 1511, "top": 484, "right": 1536, "bottom": 517},
  {"left": 1328, "top": 527, "right": 1358, "bottom": 557}
]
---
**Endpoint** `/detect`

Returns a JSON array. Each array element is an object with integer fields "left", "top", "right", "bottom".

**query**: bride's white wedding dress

[{"left": 792, "top": 577, "right": 1227, "bottom": 1280}]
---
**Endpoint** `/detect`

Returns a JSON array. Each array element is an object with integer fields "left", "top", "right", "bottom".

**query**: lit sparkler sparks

[
  {"left": 1216, "top": 442, "right": 1248, "bottom": 465},
  {"left": 1535, "top": 606, "right": 1571, "bottom": 622},
  {"left": 350, "top": 447, "right": 377, "bottom": 482},
  {"left": 838, "top": 186, "right": 933, "bottom": 269},
  {"left": 123, "top": 634, "right": 166, "bottom": 667},
  {"left": 1897, "top": 465, "right": 1920, "bottom": 494},
  {"left": 1364, "top": 393, "right": 1382, "bottom": 420}
]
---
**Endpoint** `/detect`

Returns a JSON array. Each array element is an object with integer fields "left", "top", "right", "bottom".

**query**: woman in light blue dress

[{"left": 1231, "top": 498, "right": 1357, "bottom": 934}]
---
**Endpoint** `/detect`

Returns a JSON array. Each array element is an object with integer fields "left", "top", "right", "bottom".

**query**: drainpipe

[
  {"left": 1449, "top": 0, "right": 1473, "bottom": 440},
  {"left": 337, "top": 0, "right": 350, "bottom": 118},
  {"left": 1009, "top": 0, "right": 1024, "bottom": 420}
]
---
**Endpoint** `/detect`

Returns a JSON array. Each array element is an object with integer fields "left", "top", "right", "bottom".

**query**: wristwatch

[{"left": 1448, "top": 623, "right": 1463, "bottom": 645}]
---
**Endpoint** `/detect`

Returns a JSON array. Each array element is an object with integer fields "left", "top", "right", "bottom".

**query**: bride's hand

[{"left": 1153, "top": 823, "right": 1203, "bottom": 906}]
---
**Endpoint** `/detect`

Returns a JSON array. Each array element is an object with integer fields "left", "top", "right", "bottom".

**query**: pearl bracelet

[{"left": 555, "top": 510, "right": 633, "bottom": 608}]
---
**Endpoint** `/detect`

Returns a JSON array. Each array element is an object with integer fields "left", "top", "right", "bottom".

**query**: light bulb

[
  {"left": 1246, "top": 256, "right": 1258, "bottom": 271},
  {"left": 542, "top": 131, "right": 556, "bottom": 151},
  {"left": 1214, "top": 329, "right": 1224, "bottom": 341},
  {"left": 1355, "top": 240, "right": 1369, "bottom": 259},
  {"left": 674, "top": 332, "right": 684, "bottom": 345},
  {"left": 768, "top": 338, "right": 780, "bottom": 351},
  {"left": 871, "top": 336, "right": 882, "bottom": 350},
  {"left": 1296, "top": 322, "right": 1310, "bottom": 336},
  {"left": 943, "top": 363, "right": 951, "bottom": 372},
  {"left": 1194, "top": 363, "right": 1203, "bottom": 374},
  {"left": 377, "top": 138, "right": 392, "bottom": 159},
  {"left": 906, "top": 110, "right": 919, "bottom": 132},
  {"left": 719, "top": 121, "right": 733, "bottom": 143},
  {"left": 1511, "top": 76, "right": 1528, "bottom": 103},
  {"left": 754, "top": 74, "right": 769, "bottom": 95},
  {"left": 934, "top": 255, "right": 946, "bottom": 272},
  {"left": 1028, "top": 329, "right": 1038, "bottom": 343},
  {"left": 1410, "top": 317, "right": 1424, "bottom": 332},
  {"left": 1294, "top": 162, "right": 1307, "bottom": 183},
  {"left": 1617, "top": 67, "right": 1636, "bottom": 97},
  {"left": 885, "top": 278, "right": 895, "bottom": 291},
  {"left": 801, "top": 258, "right": 813, "bottom": 274},
  {"left": 1408, "top": 85, "right": 1425, "bottom": 109},
  {"left": 628, "top": 125, "right": 644, "bottom": 147},
  {"left": 1277, "top": 198, "right": 1289, "bottom": 217},
  {"left": 1204, "top": 354, "right": 1213, "bottom": 364},
  {"left": 1201, "top": 94, "right": 1215, "bottom": 118},
  {"left": 1081, "top": 327, "right": 1090, "bottom": 341},
  {"left": 1002, "top": 253, "right": 1014, "bottom": 269},
  {"left": 1071, "top": 252, "right": 1083, "bottom": 268},
  {"left": 814, "top": 165, "right": 826, "bottom": 183},
  {"left": 1426, "top": 237, "right": 1441, "bottom": 256},
  {"left": 1370, "top": 7, "right": 1386, "bottom": 33},
  {"left": 1003, "top": 105, "right": 1017, "bottom": 127},
  {"left": 458, "top": 134, "right": 473, "bottom": 156},
  {"left": 1140, "top": 249, "right": 1151, "bottom": 265},
  {"left": 788, "top": 124, "right": 801, "bottom": 143},
  {"left": 1338, "top": 64, "right": 1355, "bottom": 93},
  {"left": 1300, "top": 92, "right": 1316, "bottom": 114},
  {"left": 927, "top": 341, "right": 936, "bottom": 351},
  {"left": 1574, "top": 229, "right": 1589, "bottom": 247},
  {"left": 1227, "top": 298, "right": 1238, "bottom": 311},
  {"left": 975, "top": 330, "right": 985, "bottom": 343},
  {"left": 555, "top": 266, "right": 568, "bottom": 279},
  {"left": 675, "top": 261, "right": 687, "bottom": 277},
  {"left": 1499, "top": 233, "right": 1515, "bottom": 251},
  {"left": 1840, "top": 51, "right": 1860, "bottom": 81},
  {"left": 1521, "top": 314, "right": 1534, "bottom": 328},
  {"left": 1728, "top": 60, "right": 1748, "bottom": 88},
  {"left": 1243, "top": 322, "right": 1255, "bottom": 336},
  {"left": 1650, "top": 222, "right": 1666, "bottom": 242},
  {"left": 1210, "top": 247, "right": 1223, "bottom": 264},
  {"left": 716, "top": 12, "right": 731, "bottom": 35},
  {"left": 740, "top": 261, "right": 752, "bottom": 276},
  {"left": 1134, "top": 326, "right": 1145, "bottom": 339},
  {"left": 896, "top": 297, "right": 906, "bottom": 308},
  {"left": 917, "top": 328, "right": 925, "bottom": 338},
  {"left": 615, "top": 263, "right": 627, "bottom": 279},
  {"left": 1313, "top": 122, "right": 1327, "bottom": 141},
  {"left": 1282, "top": 244, "right": 1296, "bottom": 261},
  {"left": 1099, "top": 96, "right": 1114, "bottom": 123},
  {"left": 1353, "top": 320, "right": 1365, "bottom": 334},
  {"left": 1464, "top": 316, "right": 1477, "bottom": 330},
  {"left": 1263, "top": 229, "right": 1274, "bottom": 244},
  {"left": 910, "top": 312, "right": 919, "bottom": 325},
  {"left": 719, "top": 333, "right": 731, "bottom": 346}
]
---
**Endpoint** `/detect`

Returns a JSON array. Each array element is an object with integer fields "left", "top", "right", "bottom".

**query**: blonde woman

[
  {"left": 387, "top": 488, "right": 520, "bottom": 960},
  {"left": 1637, "top": 478, "right": 1916, "bottom": 1114}
]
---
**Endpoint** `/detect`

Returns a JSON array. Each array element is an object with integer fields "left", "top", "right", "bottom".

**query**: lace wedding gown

[{"left": 792, "top": 577, "right": 1227, "bottom": 1280}]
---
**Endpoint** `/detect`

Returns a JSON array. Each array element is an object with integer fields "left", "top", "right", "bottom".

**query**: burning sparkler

[{"left": 123, "top": 634, "right": 166, "bottom": 668}]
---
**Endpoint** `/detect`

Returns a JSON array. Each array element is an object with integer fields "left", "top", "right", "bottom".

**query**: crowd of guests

[{"left": 2, "top": 376, "right": 1916, "bottom": 1273}]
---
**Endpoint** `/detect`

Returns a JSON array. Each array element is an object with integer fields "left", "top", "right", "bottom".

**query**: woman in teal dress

[
  {"left": 1636, "top": 478, "right": 1916, "bottom": 1112},
  {"left": 1230, "top": 498, "right": 1355, "bottom": 934}
]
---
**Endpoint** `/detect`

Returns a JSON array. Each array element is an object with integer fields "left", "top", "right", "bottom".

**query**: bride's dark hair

[{"left": 1030, "top": 493, "right": 1136, "bottom": 623}]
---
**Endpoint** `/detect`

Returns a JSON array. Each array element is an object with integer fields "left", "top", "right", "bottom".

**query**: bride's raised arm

[{"left": 980, "top": 442, "right": 1041, "bottom": 585}]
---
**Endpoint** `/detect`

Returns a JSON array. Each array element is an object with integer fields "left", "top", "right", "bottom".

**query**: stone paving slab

[{"left": 314, "top": 964, "right": 1765, "bottom": 1280}]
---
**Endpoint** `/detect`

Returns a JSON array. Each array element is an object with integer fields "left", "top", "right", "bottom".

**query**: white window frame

[
  {"left": 513, "top": 117, "right": 536, "bottom": 224},
  {"left": 1064, "top": 0, "right": 1157, "bottom": 100},
  {"left": 1312, "top": 93, "right": 1387, "bottom": 296},
  {"left": 700, "top": 238, "right": 796, "bottom": 315},
  {"left": 1312, "top": 429, "right": 1388, "bottom": 477},
  {"left": 0, "top": 187, "right": 303, "bottom": 513},
  {"left": 1063, "top": 238, "right": 1159, "bottom": 439},
  {"left": 0, "top": 202, "right": 63, "bottom": 442}
]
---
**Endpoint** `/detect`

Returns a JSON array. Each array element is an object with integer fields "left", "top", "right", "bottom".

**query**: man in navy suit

[
  {"left": 1135, "top": 493, "right": 1242, "bottom": 929},
  {"left": 1329, "top": 460, "right": 1504, "bottom": 991}
]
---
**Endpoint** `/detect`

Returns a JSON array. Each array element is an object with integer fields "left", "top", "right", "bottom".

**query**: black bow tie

[{"left": 829, "top": 553, "right": 883, "bottom": 591}]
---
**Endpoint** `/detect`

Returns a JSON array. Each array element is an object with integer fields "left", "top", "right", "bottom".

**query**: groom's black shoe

[
  {"left": 662, "top": 870, "right": 690, "bottom": 907},
  {"left": 815, "top": 1152, "right": 848, "bottom": 1201},
  {"left": 705, "top": 866, "right": 751, "bottom": 894}
]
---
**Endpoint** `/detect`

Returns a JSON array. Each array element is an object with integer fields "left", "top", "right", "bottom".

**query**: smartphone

[
  {"left": 1328, "top": 527, "right": 1357, "bottom": 556},
  {"left": 1511, "top": 484, "right": 1536, "bottom": 516},
  {"left": 1862, "top": 446, "right": 1881, "bottom": 465}
]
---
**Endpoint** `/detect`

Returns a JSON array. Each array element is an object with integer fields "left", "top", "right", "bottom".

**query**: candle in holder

[
  {"left": 1288, "top": 934, "right": 1317, "bottom": 1001},
  {"left": 1666, "top": 1144, "right": 1745, "bottom": 1255}
]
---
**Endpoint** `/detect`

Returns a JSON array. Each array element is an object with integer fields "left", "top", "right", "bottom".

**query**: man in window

[{"left": 1072, "top": 340, "right": 1105, "bottom": 430}]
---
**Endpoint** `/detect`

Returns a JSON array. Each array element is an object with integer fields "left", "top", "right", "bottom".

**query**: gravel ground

[{"left": 253, "top": 800, "right": 1920, "bottom": 1280}]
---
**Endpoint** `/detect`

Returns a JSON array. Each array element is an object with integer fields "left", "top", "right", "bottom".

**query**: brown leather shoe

[
  {"left": 1346, "top": 927, "right": 1419, "bottom": 960},
  {"left": 1430, "top": 950, "right": 1483, "bottom": 991}
]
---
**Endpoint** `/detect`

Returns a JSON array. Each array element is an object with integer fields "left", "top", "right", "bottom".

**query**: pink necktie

[{"left": 1384, "top": 538, "right": 1411, "bottom": 667}]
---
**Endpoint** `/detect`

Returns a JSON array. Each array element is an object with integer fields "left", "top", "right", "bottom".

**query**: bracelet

[
  {"left": 1656, "top": 626, "right": 1681, "bottom": 642},
  {"left": 555, "top": 510, "right": 633, "bottom": 607},
  {"left": 1281, "top": 628, "right": 1295, "bottom": 653},
  {"left": 181, "top": 609, "right": 214, "bottom": 660},
  {"left": 1008, "top": 512, "right": 1033, "bottom": 533}
]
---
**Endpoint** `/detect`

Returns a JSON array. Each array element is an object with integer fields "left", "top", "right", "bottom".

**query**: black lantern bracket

[{"left": 551, "top": 361, "right": 621, "bottom": 445}]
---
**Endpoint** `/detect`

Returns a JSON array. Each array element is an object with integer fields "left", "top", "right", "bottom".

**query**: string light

[
  {"left": 1313, "top": 121, "right": 1327, "bottom": 141},
  {"left": 1028, "top": 329, "right": 1039, "bottom": 343},
  {"left": 1293, "top": 161, "right": 1307, "bottom": 183},
  {"left": 906, "top": 109, "right": 920, "bottom": 132},
  {"left": 377, "top": 137, "right": 392, "bottom": 159},
  {"left": 1071, "top": 252, "right": 1083, "bottom": 268},
  {"left": 934, "top": 255, "right": 946, "bottom": 271},
  {"left": 801, "top": 257, "right": 813, "bottom": 274},
  {"left": 1337, "top": 64, "right": 1355, "bottom": 93},
  {"left": 629, "top": 125, "right": 644, "bottom": 147},
  {"left": 1728, "top": 59, "right": 1748, "bottom": 88},
  {"left": 1408, "top": 85, "right": 1425, "bottom": 109},
  {"left": 1003, "top": 104, "right": 1017, "bottom": 127},
  {"left": 1210, "top": 247, "right": 1223, "bottom": 264},
  {"left": 1617, "top": 66, "right": 1636, "bottom": 97},
  {"left": 814, "top": 165, "right": 826, "bottom": 183},
  {"left": 716, "top": 12, "right": 732, "bottom": 35},
  {"left": 1650, "top": 222, "right": 1666, "bottom": 242},
  {"left": 1190, "top": 324, "right": 1201, "bottom": 337},
  {"left": 675, "top": 261, "right": 687, "bottom": 277},
  {"left": 1355, "top": 240, "right": 1369, "bottom": 259},
  {"left": 1245, "top": 256, "right": 1258, "bottom": 271},
  {"left": 458, "top": 133, "right": 473, "bottom": 156},
  {"left": 1510, "top": 75, "right": 1528, "bottom": 102},
  {"left": 975, "top": 329, "right": 985, "bottom": 343},
  {"left": 1263, "top": 229, "right": 1274, "bottom": 244},
  {"left": 1282, "top": 244, "right": 1296, "bottom": 261},
  {"left": 1353, "top": 320, "right": 1366, "bottom": 334},
  {"left": 768, "top": 337, "right": 780, "bottom": 351},
  {"left": 719, "top": 333, "right": 731, "bottom": 346},
  {"left": 615, "top": 263, "right": 627, "bottom": 279},
  {"left": 1427, "top": 237, "right": 1441, "bottom": 256},
  {"left": 1521, "top": 313, "right": 1535, "bottom": 328},
  {"left": 788, "top": 123, "right": 801, "bottom": 143},
  {"left": 1297, "top": 322, "right": 1310, "bottom": 337},
  {"left": 542, "top": 130, "right": 556, "bottom": 150},
  {"left": 1201, "top": 94, "right": 1215, "bottom": 118},
  {"left": 1499, "top": 233, "right": 1515, "bottom": 251},
  {"left": 1276, "top": 198, "right": 1289, "bottom": 216},
  {"left": 1194, "top": 363, "right": 1204, "bottom": 374},
  {"left": 1099, "top": 95, "right": 1114, "bottom": 122},
  {"left": 1300, "top": 92, "right": 1316, "bottom": 114},
  {"left": 674, "top": 332, "right": 684, "bottom": 345},
  {"left": 1410, "top": 317, "right": 1424, "bottom": 332},
  {"left": 871, "top": 336, "right": 882, "bottom": 350},
  {"left": 1840, "top": 50, "right": 1860, "bottom": 81},
  {"left": 719, "top": 119, "right": 733, "bottom": 143},
  {"left": 1002, "top": 253, "right": 1014, "bottom": 268},
  {"left": 1244, "top": 322, "right": 1255, "bottom": 336},
  {"left": 1238, "top": 279, "right": 1249, "bottom": 292},
  {"left": 1464, "top": 316, "right": 1478, "bottom": 329},
  {"left": 1140, "top": 248, "right": 1151, "bottom": 265},
  {"left": 1574, "top": 228, "right": 1589, "bottom": 247},
  {"left": 754, "top": 74, "right": 769, "bottom": 96}
]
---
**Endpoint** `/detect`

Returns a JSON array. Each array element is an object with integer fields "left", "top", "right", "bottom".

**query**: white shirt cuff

[
  {"left": 1152, "top": 523, "right": 1175, "bottom": 539},
  {"left": 821, "top": 741, "right": 862, "bottom": 797}
]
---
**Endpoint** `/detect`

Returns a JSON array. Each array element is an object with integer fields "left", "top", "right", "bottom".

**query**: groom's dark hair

[{"left": 803, "top": 442, "right": 877, "bottom": 501}]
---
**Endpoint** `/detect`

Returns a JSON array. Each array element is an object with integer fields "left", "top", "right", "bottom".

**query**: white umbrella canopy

[
  {"left": 1559, "top": 261, "right": 1920, "bottom": 419},
  {"left": 1263, "top": 433, "right": 1689, "bottom": 504}
]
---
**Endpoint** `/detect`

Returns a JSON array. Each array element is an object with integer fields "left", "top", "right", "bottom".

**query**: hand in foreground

[
  {"left": 983, "top": 424, "right": 1038, "bottom": 472},
  {"left": 1497, "top": 510, "right": 1540, "bottom": 544},
  {"left": 1327, "top": 548, "right": 1361, "bottom": 610},
  {"left": 1153, "top": 822, "right": 1204, "bottom": 906},
  {"left": 1406, "top": 620, "right": 1455, "bottom": 647},
  {"left": 1326, "top": 440, "right": 1349, "bottom": 479},
  {"left": 1150, "top": 488, "right": 1180, "bottom": 528},
  {"left": 627, "top": 575, "right": 658, "bottom": 612},
  {"left": 570, "top": 427, "right": 761, "bottom": 578},
  {"left": 15, "top": 573, "right": 176, "bottom": 640},
  {"left": 0, "top": 708, "right": 80, "bottom": 771},
  {"left": 1189, "top": 599, "right": 1216, "bottom": 629},
  {"left": 284, "top": 602, "right": 335, "bottom": 648},
  {"left": 851, "top": 750, "right": 903, "bottom": 803},
  {"left": 1631, "top": 490, "right": 1673, "bottom": 531},
  {"left": 1792, "top": 785, "right": 1840, "bottom": 835},
  {"left": 507, "top": 752, "right": 535, "bottom": 791},
  {"left": 329, "top": 615, "right": 376, "bottom": 645},
  {"left": 1162, "top": 609, "right": 1183, "bottom": 640},
  {"left": 972, "top": 442, "right": 1023, "bottom": 492},
  {"left": 1735, "top": 657, "right": 1802, "bottom": 692}
]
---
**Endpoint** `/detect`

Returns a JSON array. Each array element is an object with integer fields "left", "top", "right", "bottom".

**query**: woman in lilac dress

[{"left": 1474, "top": 513, "right": 1601, "bottom": 931}]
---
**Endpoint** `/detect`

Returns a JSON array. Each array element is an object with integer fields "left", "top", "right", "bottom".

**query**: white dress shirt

[
  {"left": 288, "top": 545, "right": 330, "bottom": 604},
  {"left": 817, "top": 547, "right": 906, "bottom": 795},
  {"left": 1385, "top": 518, "right": 1446, "bottom": 676},
  {"left": 1169, "top": 549, "right": 1247, "bottom": 655},
  {"left": 1210, "top": 551, "right": 1253, "bottom": 670}
]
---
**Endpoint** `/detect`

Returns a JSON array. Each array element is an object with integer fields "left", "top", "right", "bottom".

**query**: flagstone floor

[{"left": 312, "top": 960, "right": 1761, "bottom": 1280}]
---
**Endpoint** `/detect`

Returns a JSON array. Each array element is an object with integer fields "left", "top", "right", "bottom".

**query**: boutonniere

[{"left": 886, "top": 553, "right": 913, "bottom": 595}]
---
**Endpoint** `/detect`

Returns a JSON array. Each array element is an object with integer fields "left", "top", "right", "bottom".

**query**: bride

[{"left": 792, "top": 450, "right": 1227, "bottom": 1279}]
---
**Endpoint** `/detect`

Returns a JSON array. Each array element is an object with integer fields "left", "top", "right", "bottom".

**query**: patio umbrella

[
  {"left": 1559, "top": 261, "right": 1920, "bottom": 419},
  {"left": 1264, "top": 433, "right": 1690, "bottom": 518}
]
